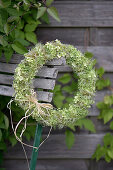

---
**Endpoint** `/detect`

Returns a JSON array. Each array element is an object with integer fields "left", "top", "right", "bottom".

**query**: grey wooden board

[
  {"left": 4, "top": 134, "right": 104, "bottom": 159},
  {"left": 43, "top": 1, "right": 113, "bottom": 27},
  {"left": 2, "top": 160, "right": 113, "bottom": 170},
  {"left": 0, "top": 55, "right": 66, "bottom": 65},
  {"left": 36, "top": 28, "right": 87, "bottom": 46},
  {"left": 0, "top": 46, "right": 113, "bottom": 72},
  {"left": 0, "top": 63, "right": 58, "bottom": 78},
  {"left": 90, "top": 28, "right": 113, "bottom": 46},
  {"left": 2, "top": 159, "right": 89, "bottom": 170},
  {"left": 0, "top": 74, "right": 56, "bottom": 90},
  {"left": 37, "top": 28, "right": 113, "bottom": 46},
  {"left": 0, "top": 84, "right": 112, "bottom": 116},
  {"left": 0, "top": 85, "right": 53, "bottom": 102}
]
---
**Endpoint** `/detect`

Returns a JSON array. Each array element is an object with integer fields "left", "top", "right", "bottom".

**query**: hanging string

[{"left": 7, "top": 98, "right": 53, "bottom": 169}]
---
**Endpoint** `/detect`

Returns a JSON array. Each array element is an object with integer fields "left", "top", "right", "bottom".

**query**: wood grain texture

[
  {"left": 0, "top": 63, "right": 58, "bottom": 78},
  {"left": 4, "top": 134, "right": 104, "bottom": 159},
  {"left": 90, "top": 28, "right": 113, "bottom": 46},
  {"left": 2, "top": 159, "right": 89, "bottom": 170},
  {"left": 3, "top": 159, "right": 113, "bottom": 170},
  {"left": 0, "top": 46, "right": 113, "bottom": 72},
  {"left": 41, "top": 1, "right": 113, "bottom": 27},
  {"left": 0, "top": 85, "right": 53, "bottom": 102},
  {"left": 0, "top": 74, "right": 56, "bottom": 90},
  {"left": 37, "top": 28, "right": 87, "bottom": 46}
]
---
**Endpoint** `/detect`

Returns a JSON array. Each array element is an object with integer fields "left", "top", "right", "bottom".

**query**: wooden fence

[{"left": 1, "top": 0, "right": 113, "bottom": 169}]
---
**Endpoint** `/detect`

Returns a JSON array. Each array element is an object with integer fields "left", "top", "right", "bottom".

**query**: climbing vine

[
  {"left": 0, "top": 0, "right": 113, "bottom": 167},
  {"left": 0, "top": 0, "right": 60, "bottom": 62}
]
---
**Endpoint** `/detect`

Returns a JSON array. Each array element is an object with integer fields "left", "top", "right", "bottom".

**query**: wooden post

[{"left": 30, "top": 124, "right": 43, "bottom": 170}]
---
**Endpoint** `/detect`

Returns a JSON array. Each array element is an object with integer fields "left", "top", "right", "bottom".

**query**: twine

[{"left": 7, "top": 96, "right": 53, "bottom": 170}]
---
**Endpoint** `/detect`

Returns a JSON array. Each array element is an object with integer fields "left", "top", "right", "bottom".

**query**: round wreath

[{"left": 13, "top": 40, "right": 97, "bottom": 129}]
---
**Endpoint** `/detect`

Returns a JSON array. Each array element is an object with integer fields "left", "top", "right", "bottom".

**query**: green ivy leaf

[
  {"left": 7, "top": 16, "right": 19, "bottom": 23},
  {"left": 96, "top": 102, "right": 109, "bottom": 110},
  {"left": 25, "top": 32, "right": 37, "bottom": 44},
  {"left": 110, "top": 121, "right": 113, "bottom": 130},
  {"left": 68, "top": 124, "right": 76, "bottom": 131},
  {"left": 96, "top": 79, "right": 111, "bottom": 90},
  {"left": 46, "top": 0, "right": 54, "bottom": 6},
  {"left": 53, "top": 94, "right": 65, "bottom": 108},
  {"left": 0, "top": 35, "right": 8, "bottom": 46},
  {"left": 104, "top": 95, "right": 113, "bottom": 106},
  {"left": 15, "top": 30, "right": 25, "bottom": 39},
  {"left": 0, "top": 130, "right": 2, "bottom": 141},
  {"left": 9, "top": 135, "right": 17, "bottom": 146},
  {"left": 12, "top": 42, "right": 28, "bottom": 54},
  {"left": 37, "top": 7, "right": 46, "bottom": 19},
  {"left": 103, "top": 133, "right": 112, "bottom": 147},
  {"left": 65, "top": 97, "right": 73, "bottom": 104},
  {"left": 53, "top": 85, "right": 61, "bottom": 93},
  {"left": 41, "top": 11, "right": 50, "bottom": 24},
  {"left": 4, "top": 46, "right": 13, "bottom": 62},
  {"left": 96, "top": 67, "right": 105, "bottom": 78},
  {"left": 92, "top": 144, "right": 106, "bottom": 161},
  {"left": 0, "top": 48, "right": 2, "bottom": 58},
  {"left": 107, "top": 149, "right": 113, "bottom": 159},
  {"left": 0, "top": 0, "right": 11, "bottom": 8},
  {"left": 58, "top": 74, "right": 71, "bottom": 84},
  {"left": 65, "top": 129, "right": 75, "bottom": 149},
  {"left": 4, "top": 23, "right": 9, "bottom": 35},
  {"left": 84, "top": 51, "right": 93, "bottom": 58},
  {"left": 75, "top": 118, "right": 96, "bottom": 133},
  {"left": 62, "top": 86, "right": 73, "bottom": 93},
  {"left": 105, "top": 154, "right": 111, "bottom": 163},
  {"left": 47, "top": 7, "right": 60, "bottom": 22},
  {"left": 103, "top": 109, "right": 113, "bottom": 124},
  {"left": 4, "top": 115, "right": 9, "bottom": 129},
  {"left": 16, "top": 38, "right": 30, "bottom": 46},
  {"left": 6, "top": 8, "right": 22, "bottom": 17},
  {"left": 18, "top": 19, "right": 24, "bottom": 29},
  {"left": 24, "top": 23, "right": 38, "bottom": 32}
]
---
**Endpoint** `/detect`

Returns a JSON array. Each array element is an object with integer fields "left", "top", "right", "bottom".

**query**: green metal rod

[{"left": 30, "top": 124, "right": 43, "bottom": 170}]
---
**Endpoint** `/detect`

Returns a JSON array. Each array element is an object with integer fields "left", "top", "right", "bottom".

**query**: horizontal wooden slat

[
  {"left": 90, "top": 28, "right": 113, "bottom": 46},
  {"left": 0, "top": 63, "right": 58, "bottom": 78},
  {"left": 2, "top": 159, "right": 113, "bottom": 170},
  {"left": 2, "top": 160, "right": 89, "bottom": 170},
  {"left": 37, "top": 28, "right": 87, "bottom": 46},
  {"left": 4, "top": 134, "right": 104, "bottom": 159},
  {"left": 0, "top": 46, "right": 113, "bottom": 72},
  {"left": 0, "top": 85, "right": 53, "bottom": 102},
  {"left": 0, "top": 74, "right": 55, "bottom": 90},
  {"left": 45, "top": 1, "right": 113, "bottom": 27}
]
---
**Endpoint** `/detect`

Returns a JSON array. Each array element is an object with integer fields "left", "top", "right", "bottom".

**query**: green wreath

[{"left": 13, "top": 40, "right": 97, "bottom": 129}]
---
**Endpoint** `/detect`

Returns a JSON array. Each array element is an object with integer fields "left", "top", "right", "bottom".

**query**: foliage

[
  {"left": 52, "top": 51, "right": 96, "bottom": 149},
  {"left": 0, "top": 0, "right": 60, "bottom": 62},
  {"left": 0, "top": 0, "right": 60, "bottom": 167},
  {"left": 0, "top": 95, "right": 36, "bottom": 167},
  {"left": 92, "top": 70, "right": 113, "bottom": 162}
]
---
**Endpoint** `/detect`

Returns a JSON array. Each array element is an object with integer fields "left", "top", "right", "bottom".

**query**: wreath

[{"left": 13, "top": 39, "right": 97, "bottom": 129}]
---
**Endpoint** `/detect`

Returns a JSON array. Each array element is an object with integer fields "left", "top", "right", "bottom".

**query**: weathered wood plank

[
  {"left": 0, "top": 46, "right": 113, "bottom": 72},
  {"left": 4, "top": 134, "right": 104, "bottom": 159},
  {"left": 36, "top": 28, "right": 87, "bottom": 46},
  {"left": 0, "top": 85, "right": 53, "bottom": 102},
  {"left": 0, "top": 74, "right": 56, "bottom": 90},
  {"left": 0, "top": 63, "right": 58, "bottom": 78},
  {"left": 90, "top": 28, "right": 113, "bottom": 46},
  {"left": 44, "top": 1, "right": 113, "bottom": 27},
  {"left": 2, "top": 159, "right": 89, "bottom": 170}
]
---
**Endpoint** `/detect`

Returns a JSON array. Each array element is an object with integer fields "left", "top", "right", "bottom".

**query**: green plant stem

[{"left": 30, "top": 124, "right": 43, "bottom": 170}]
